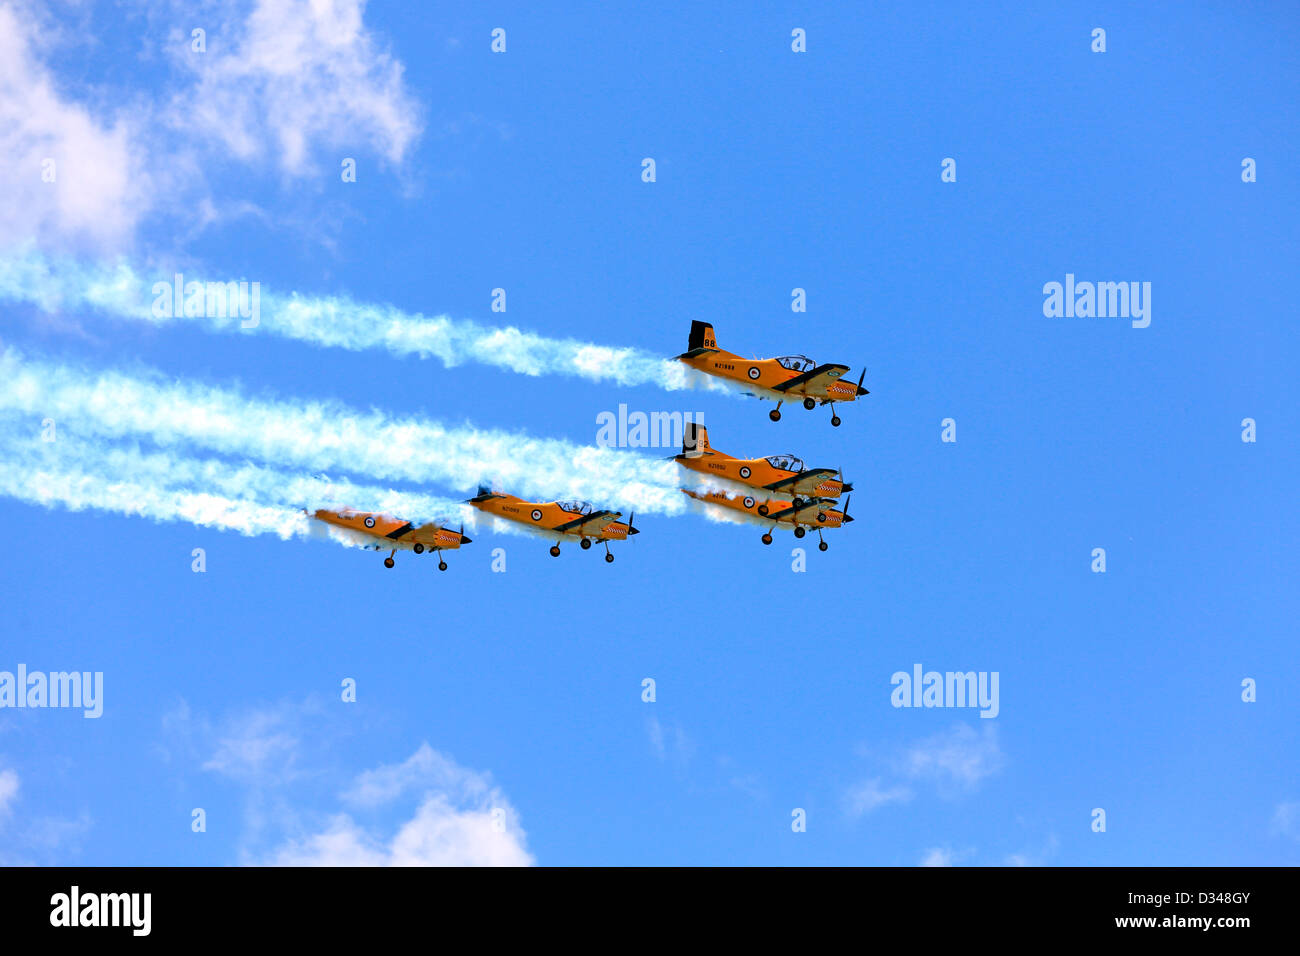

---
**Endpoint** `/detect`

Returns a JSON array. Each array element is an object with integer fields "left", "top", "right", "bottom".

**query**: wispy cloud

[
  {"left": 846, "top": 724, "right": 1005, "bottom": 818},
  {"left": 0, "top": 0, "right": 422, "bottom": 252}
]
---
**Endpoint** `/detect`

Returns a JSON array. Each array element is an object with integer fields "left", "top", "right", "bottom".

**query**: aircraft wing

[
  {"left": 773, "top": 363, "right": 849, "bottom": 397},
  {"left": 551, "top": 510, "right": 620, "bottom": 536},
  {"left": 778, "top": 498, "right": 833, "bottom": 524},
  {"left": 763, "top": 468, "right": 840, "bottom": 496}
]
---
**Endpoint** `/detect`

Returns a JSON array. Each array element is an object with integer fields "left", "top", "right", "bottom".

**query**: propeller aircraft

[
  {"left": 310, "top": 508, "right": 472, "bottom": 570},
  {"left": 673, "top": 422, "right": 851, "bottom": 507},
  {"left": 681, "top": 488, "right": 853, "bottom": 551},
  {"left": 676, "top": 321, "right": 868, "bottom": 425},
  {"left": 467, "top": 487, "right": 639, "bottom": 561}
]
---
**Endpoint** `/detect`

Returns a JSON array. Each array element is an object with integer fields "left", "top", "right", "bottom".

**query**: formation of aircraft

[
  {"left": 311, "top": 508, "right": 471, "bottom": 569},
  {"left": 676, "top": 321, "right": 868, "bottom": 425},
  {"left": 311, "top": 325, "right": 865, "bottom": 568},
  {"left": 467, "top": 487, "right": 638, "bottom": 561}
]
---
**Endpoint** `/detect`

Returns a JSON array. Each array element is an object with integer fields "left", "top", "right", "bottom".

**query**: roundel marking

[
  {"left": 743, "top": 496, "right": 755, "bottom": 509},
  {"left": 531, "top": 509, "right": 543, "bottom": 521},
  {"left": 747, "top": 366, "right": 761, "bottom": 380},
  {"left": 363, "top": 516, "right": 376, "bottom": 528},
  {"left": 739, "top": 466, "right": 751, "bottom": 479}
]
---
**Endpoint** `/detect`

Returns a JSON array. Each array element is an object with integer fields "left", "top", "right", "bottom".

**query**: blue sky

[{"left": 0, "top": 0, "right": 1296, "bottom": 865}]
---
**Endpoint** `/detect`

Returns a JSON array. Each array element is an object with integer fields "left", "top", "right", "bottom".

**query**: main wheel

[
  {"left": 383, "top": 557, "right": 395, "bottom": 568},
  {"left": 413, "top": 543, "right": 425, "bottom": 554},
  {"left": 580, "top": 538, "right": 592, "bottom": 550},
  {"left": 757, "top": 504, "right": 769, "bottom": 517},
  {"left": 768, "top": 409, "right": 781, "bottom": 422},
  {"left": 549, "top": 545, "right": 561, "bottom": 557},
  {"left": 831, "top": 415, "right": 842, "bottom": 427},
  {"left": 794, "top": 526, "right": 806, "bottom": 539},
  {"left": 761, "top": 533, "right": 773, "bottom": 545},
  {"left": 818, "top": 541, "right": 828, "bottom": 552},
  {"left": 438, "top": 560, "right": 448, "bottom": 571},
  {"left": 604, "top": 552, "right": 614, "bottom": 563},
  {"left": 792, "top": 497, "right": 804, "bottom": 509},
  {"left": 803, "top": 398, "right": 816, "bottom": 410}
]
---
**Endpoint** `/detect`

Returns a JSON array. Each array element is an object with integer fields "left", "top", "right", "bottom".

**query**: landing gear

[
  {"left": 438, "top": 560, "right": 448, "bottom": 571},
  {"left": 769, "top": 407, "right": 782, "bottom": 422},
  {"left": 757, "top": 504, "right": 769, "bottom": 517},
  {"left": 831, "top": 415, "right": 842, "bottom": 427},
  {"left": 383, "top": 553, "right": 396, "bottom": 569},
  {"left": 794, "top": 526, "right": 806, "bottom": 539},
  {"left": 603, "top": 542, "right": 615, "bottom": 563},
  {"left": 549, "top": 545, "right": 561, "bottom": 557},
  {"left": 413, "top": 543, "right": 425, "bottom": 554},
  {"left": 761, "top": 533, "right": 773, "bottom": 545},
  {"left": 792, "top": 497, "right": 805, "bottom": 510},
  {"left": 803, "top": 397, "right": 816, "bottom": 410},
  {"left": 817, "top": 530, "right": 828, "bottom": 552},
  {"left": 580, "top": 538, "right": 592, "bottom": 550}
]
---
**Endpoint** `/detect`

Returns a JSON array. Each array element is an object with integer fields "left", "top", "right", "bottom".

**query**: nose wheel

[
  {"left": 603, "top": 541, "right": 615, "bottom": 563},
  {"left": 438, "top": 559, "right": 448, "bottom": 571},
  {"left": 817, "top": 530, "right": 828, "bottom": 552}
]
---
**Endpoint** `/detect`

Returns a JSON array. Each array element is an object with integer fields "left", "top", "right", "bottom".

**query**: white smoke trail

[
  {"left": 0, "top": 347, "right": 687, "bottom": 514},
  {"left": 0, "top": 418, "right": 474, "bottom": 545},
  {"left": 0, "top": 248, "right": 726, "bottom": 392}
]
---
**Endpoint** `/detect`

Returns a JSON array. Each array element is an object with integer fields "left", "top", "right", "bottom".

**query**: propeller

[
  {"left": 856, "top": 367, "right": 869, "bottom": 396},
  {"left": 839, "top": 465, "right": 854, "bottom": 494},
  {"left": 459, "top": 523, "right": 472, "bottom": 545},
  {"left": 841, "top": 495, "right": 854, "bottom": 523},
  {"left": 627, "top": 511, "right": 639, "bottom": 536}
]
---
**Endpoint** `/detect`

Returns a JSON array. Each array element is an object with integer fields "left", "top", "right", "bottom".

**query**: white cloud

[
  {"left": 846, "top": 723, "right": 1005, "bottom": 818},
  {"left": 0, "top": 767, "right": 18, "bottom": 816},
  {"left": 201, "top": 707, "right": 301, "bottom": 785},
  {"left": 920, "top": 847, "right": 953, "bottom": 867},
  {"left": 846, "top": 778, "right": 912, "bottom": 817},
  {"left": 900, "top": 724, "right": 1004, "bottom": 791},
  {"left": 167, "top": 0, "right": 421, "bottom": 176},
  {"left": 1271, "top": 801, "right": 1300, "bottom": 841},
  {"left": 0, "top": 0, "right": 422, "bottom": 251},
  {"left": 266, "top": 743, "right": 533, "bottom": 867},
  {"left": 0, "top": 2, "right": 151, "bottom": 251}
]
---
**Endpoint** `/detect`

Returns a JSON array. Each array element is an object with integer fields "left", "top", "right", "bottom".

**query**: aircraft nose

[
  {"left": 628, "top": 526, "right": 640, "bottom": 535},
  {"left": 460, "top": 534, "right": 473, "bottom": 544},
  {"left": 856, "top": 385, "right": 869, "bottom": 396},
  {"left": 842, "top": 513, "right": 854, "bottom": 523},
  {"left": 841, "top": 482, "right": 854, "bottom": 493}
]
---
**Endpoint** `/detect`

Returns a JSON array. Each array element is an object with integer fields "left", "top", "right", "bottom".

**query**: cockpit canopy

[
  {"left": 556, "top": 500, "right": 594, "bottom": 515},
  {"left": 765, "top": 455, "right": 804, "bottom": 473},
  {"left": 775, "top": 354, "right": 816, "bottom": 373}
]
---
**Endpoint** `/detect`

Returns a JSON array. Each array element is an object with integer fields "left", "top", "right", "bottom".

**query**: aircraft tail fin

[
  {"left": 688, "top": 320, "right": 718, "bottom": 352},
  {"left": 682, "top": 421, "right": 711, "bottom": 458}
]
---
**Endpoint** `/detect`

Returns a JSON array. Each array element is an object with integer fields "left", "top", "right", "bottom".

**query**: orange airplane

[
  {"left": 673, "top": 423, "right": 850, "bottom": 508},
  {"left": 467, "top": 487, "right": 638, "bottom": 561},
  {"left": 681, "top": 488, "right": 853, "bottom": 551},
  {"left": 676, "top": 321, "right": 868, "bottom": 425},
  {"left": 311, "top": 508, "right": 471, "bottom": 569}
]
